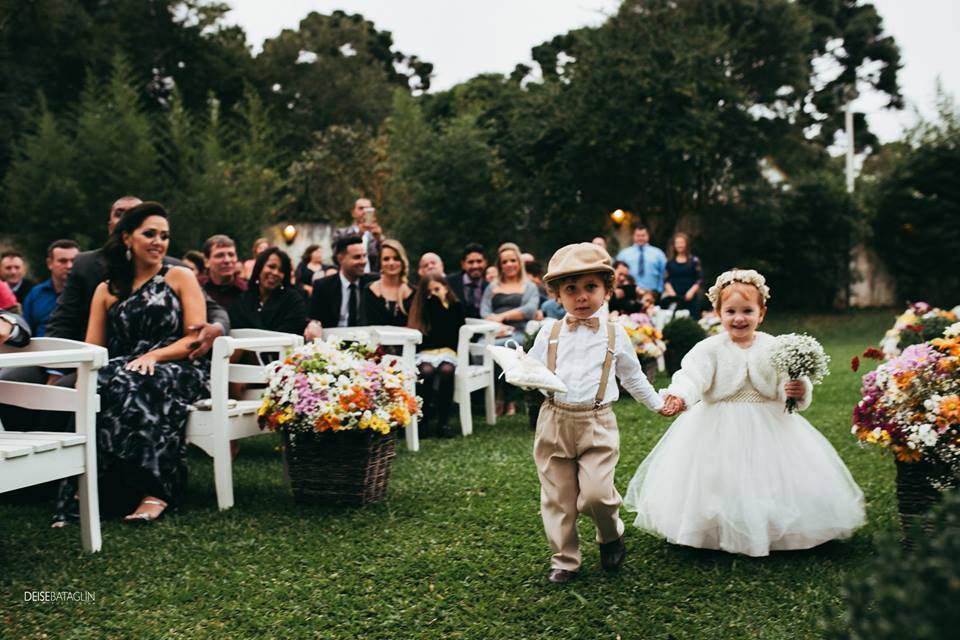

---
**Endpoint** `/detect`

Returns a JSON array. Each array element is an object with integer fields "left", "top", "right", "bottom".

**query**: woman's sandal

[{"left": 123, "top": 497, "right": 168, "bottom": 524}]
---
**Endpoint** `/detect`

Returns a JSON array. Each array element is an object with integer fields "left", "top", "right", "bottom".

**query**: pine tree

[{"left": 2, "top": 94, "right": 90, "bottom": 260}]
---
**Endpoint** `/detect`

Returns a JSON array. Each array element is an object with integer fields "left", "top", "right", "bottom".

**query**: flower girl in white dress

[{"left": 624, "top": 269, "right": 864, "bottom": 556}]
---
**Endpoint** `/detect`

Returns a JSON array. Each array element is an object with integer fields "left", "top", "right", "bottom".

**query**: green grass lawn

[{"left": 1, "top": 309, "right": 898, "bottom": 639}]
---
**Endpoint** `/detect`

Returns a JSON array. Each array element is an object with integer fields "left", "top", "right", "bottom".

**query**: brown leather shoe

[
  {"left": 547, "top": 568, "right": 577, "bottom": 584},
  {"left": 599, "top": 536, "right": 626, "bottom": 571}
]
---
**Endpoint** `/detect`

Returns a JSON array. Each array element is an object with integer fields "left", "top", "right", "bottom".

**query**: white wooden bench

[
  {"left": 0, "top": 338, "right": 107, "bottom": 552},
  {"left": 319, "top": 326, "right": 423, "bottom": 452},
  {"left": 453, "top": 320, "right": 499, "bottom": 436},
  {"left": 186, "top": 328, "right": 303, "bottom": 511}
]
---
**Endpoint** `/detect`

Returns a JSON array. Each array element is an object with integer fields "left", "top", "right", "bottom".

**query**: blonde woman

[
  {"left": 361, "top": 239, "right": 415, "bottom": 326},
  {"left": 480, "top": 242, "right": 540, "bottom": 415},
  {"left": 242, "top": 237, "right": 271, "bottom": 280}
]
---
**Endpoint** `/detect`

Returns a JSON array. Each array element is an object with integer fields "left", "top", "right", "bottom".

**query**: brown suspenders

[{"left": 547, "top": 320, "right": 617, "bottom": 408}]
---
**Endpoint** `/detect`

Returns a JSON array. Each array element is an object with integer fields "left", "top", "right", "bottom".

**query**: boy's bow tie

[{"left": 564, "top": 316, "right": 600, "bottom": 332}]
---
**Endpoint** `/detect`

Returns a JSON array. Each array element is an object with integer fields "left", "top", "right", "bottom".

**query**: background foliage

[{"left": 1, "top": 0, "right": 955, "bottom": 307}]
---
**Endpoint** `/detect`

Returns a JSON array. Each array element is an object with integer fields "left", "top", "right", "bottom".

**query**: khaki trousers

[{"left": 533, "top": 400, "right": 624, "bottom": 571}]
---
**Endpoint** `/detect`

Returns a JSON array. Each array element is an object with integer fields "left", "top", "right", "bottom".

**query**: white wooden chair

[
  {"left": 453, "top": 319, "right": 499, "bottom": 436},
  {"left": 0, "top": 338, "right": 107, "bottom": 553},
  {"left": 186, "top": 328, "right": 303, "bottom": 510},
  {"left": 318, "top": 326, "right": 423, "bottom": 452}
]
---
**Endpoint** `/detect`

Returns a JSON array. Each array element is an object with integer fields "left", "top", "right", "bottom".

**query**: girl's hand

[
  {"left": 659, "top": 394, "right": 685, "bottom": 416},
  {"left": 125, "top": 354, "right": 158, "bottom": 376},
  {"left": 784, "top": 380, "right": 805, "bottom": 399}
]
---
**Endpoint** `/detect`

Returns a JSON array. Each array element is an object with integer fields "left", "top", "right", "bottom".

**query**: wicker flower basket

[
  {"left": 894, "top": 459, "right": 947, "bottom": 547},
  {"left": 282, "top": 428, "right": 397, "bottom": 506}
]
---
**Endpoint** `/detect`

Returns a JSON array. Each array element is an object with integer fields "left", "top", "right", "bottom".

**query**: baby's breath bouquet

[{"left": 770, "top": 333, "right": 831, "bottom": 413}]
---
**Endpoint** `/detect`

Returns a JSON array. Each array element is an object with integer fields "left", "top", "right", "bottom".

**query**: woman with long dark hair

[
  {"left": 294, "top": 244, "right": 324, "bottom": 298},
  {"left": 53, "top": 202, "right": 209, "bottom": 525},
  {"left": 407, "top": 271, "right": 466, "bottom": 438},
  {"left": 229, "top": 247, "right": 307, "bottom": 335}
]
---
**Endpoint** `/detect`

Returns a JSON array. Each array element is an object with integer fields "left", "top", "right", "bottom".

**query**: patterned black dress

[{"left": 55, "top": 266, "right": 209, "bottom": 521}]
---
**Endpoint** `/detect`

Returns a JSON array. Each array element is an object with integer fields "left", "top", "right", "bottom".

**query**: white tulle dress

[{"left": 623, "top": 332, "right": 865, "bottom": 557}]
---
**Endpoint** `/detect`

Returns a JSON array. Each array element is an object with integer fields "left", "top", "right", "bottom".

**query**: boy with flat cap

[{"left": 528, "top": 242, "right": 675, "bottom": 584}]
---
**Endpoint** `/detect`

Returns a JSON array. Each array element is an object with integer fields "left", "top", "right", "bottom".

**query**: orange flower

[
  {"left": 893, "top": 445, "right": 923, "bottom": 463},
  {"left": 339, "top": 386, "right": 372, "bottom": 411},
  {"left": 931, "top": 337, "right": 960, "bottom": 357},
  {"left": 315, "top": 413, "right": 341, "bottom": 432},
  {"left": 939, "top": 395, "right": 960, "bottom": 422},
  {"left": 894, "top": 370, "right": 916, "bottom": 390},
  {"left": 936, "top": 357, "right": 958, "bottom": 374}
]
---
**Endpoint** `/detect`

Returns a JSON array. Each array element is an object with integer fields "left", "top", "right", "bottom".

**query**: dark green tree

[{"left": 2, "top": 95, "right": 90, "bottom": 259}]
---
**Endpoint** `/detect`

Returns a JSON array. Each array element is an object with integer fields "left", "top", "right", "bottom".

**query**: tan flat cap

[{"left": 543, "top": 242, "right": 615, "bottom": 284}]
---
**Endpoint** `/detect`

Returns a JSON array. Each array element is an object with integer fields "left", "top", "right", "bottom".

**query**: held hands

[
  {"left": 187, "top": 322, "right": 224, "bottom": 360},
  {"left": 784, "top": 380, "right": 805, "bottom": 400},
  {"left": 125, "top": 353, "right": 158, "bottom": 376},
  {"left": 659, "top": 394, "right": 685, "bottom": 416}
]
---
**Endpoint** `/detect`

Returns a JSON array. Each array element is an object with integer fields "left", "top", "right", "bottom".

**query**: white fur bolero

[{"left": 665, "top": 332, "right": 813, "bottom": 411}]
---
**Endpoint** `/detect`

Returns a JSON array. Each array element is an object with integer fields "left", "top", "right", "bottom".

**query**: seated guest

[
  {"left": 407, "top": 271, "right": 465, "bottom": 439},
  {"left": 0, "top": 250, "right": 34, "bottom": 302},
  {"left": 294, "top": 244, "right": 324, "bottom": 298},
  {"left": 242, "top": 237, "right": 271, "bottom": 280},
  {"left": 182, "top": 250, "right": 206, "bottom": 276},
  {"left": 480, "top": 242, "right": 539, "bottom": 416},
  {"left": 609, "top": 260, "right": 642, "bottom": 316},
  {"left": 198, "top": 234, "right": 247, "bottom": 310},
  {"left": 525, "top": 259, "right": 548, "bottom": 307},
  {"left": 229, "top": 248, "right": 306, "bottom": 336},
  {"left": 417, "top": 252, "right": 445, "bottom": 279},
  {"left": 484, "top": 265, "right": 498, "bottom": 283},
  {"left": 361, "top": 239, "right": 414, "bottom": 327},
  {"left": 306, "top": 235, "right": 378, "bottom": 338},
  {"left": 592, "top": 236, "right": 608, "bottom": 250},
  {"left": 446, "top": 243, "right": 488, "bottom": 319},
  {"left": 22, "top": 240, "right": 80, "bottom": 337},
  {"left": 53, "top": 202, "right": 209, "bottom": 525},
  {"left": 540, "top": 297, "right": 566, "bottom": 320}
]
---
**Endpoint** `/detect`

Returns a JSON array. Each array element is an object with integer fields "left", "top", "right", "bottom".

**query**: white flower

[
  {"left": 918, "top": 424, "right": 939, "bottom": 447},
  {"left": 945, "top": 322, "right": 960, "bottom": 338},
  {"left": 706, "top": 269, "right": 771, "bottom": 306}
]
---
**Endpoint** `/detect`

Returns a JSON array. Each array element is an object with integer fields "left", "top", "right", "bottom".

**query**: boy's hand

[{"left": 784, "top": 380, "right": 805, "bottom": 399}]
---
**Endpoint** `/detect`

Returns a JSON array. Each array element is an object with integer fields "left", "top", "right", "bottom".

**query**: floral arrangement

[
  {"left": 852, "top": 322, "right": 960, "bottom": 485},
  {"left": 880, "top": 302, "right": 958, "bottom": 358},
  {"left": 258, "top": 337, "right": 420, "bottom": 435},
  {"left": 617, "top": 313, "right": 667, "bottom": 362},
  {"left": 770, "top": 333, "right": 831, "bottom": 413},
  {"left": 698, "top": 312, "right": 724, "bottom": 336}
]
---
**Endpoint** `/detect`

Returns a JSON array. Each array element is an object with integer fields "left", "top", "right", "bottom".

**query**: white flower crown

[{"left": 706, "top": 269, "right": 771, "bottom": 306}]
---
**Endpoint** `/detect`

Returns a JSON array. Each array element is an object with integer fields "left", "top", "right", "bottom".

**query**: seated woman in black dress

[
  {"left": 663, "top": 232, "right": 703, "bottom": 319},
  {"left": 361, "top": 239, "right": 414, "bottom": 327},
  {"left": 229, "top": 247, "right": 307, "bottom": 336},
  {"left": 407, "top": 271, "right": 465, "bottom": 438},
  {"left": 54, "top": 202, "right": 209, "bottom": 525}
]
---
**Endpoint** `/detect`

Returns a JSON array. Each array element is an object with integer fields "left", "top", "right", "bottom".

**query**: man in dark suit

[
  {"left": 446, "top": 243, "right": 488, "bottom": 318},
  {"left": 306, "top": 235, "right": 378, "bottom": 339}
]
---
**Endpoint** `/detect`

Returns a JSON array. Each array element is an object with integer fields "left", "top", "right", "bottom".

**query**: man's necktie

[
  {"left": 348, "top": 283, "right": 358, "bottom": 326},
  {"left": 637, "top": 245, "right": 645, "bottom": 278},
  {"left": 564, "top": 315, "right": 600, "bottom": 332}
]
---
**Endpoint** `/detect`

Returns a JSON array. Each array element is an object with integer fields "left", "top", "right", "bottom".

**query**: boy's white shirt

[
  {"left": 666, "top": 331, "right": 813, "bottom": 410},
  {"left": 529, "top": 308, "right": 664, "bottom": 411}
]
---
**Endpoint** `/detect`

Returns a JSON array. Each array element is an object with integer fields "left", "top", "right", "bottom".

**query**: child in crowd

[
  {"left": 624, "top": 269, "right": 864, "bottom": 556},
  {"left": 407, "top": 271, "right": 466, "bottom": 439},
  {"left": 528, "top": 243, "right": 674, "bottom": 584}
]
